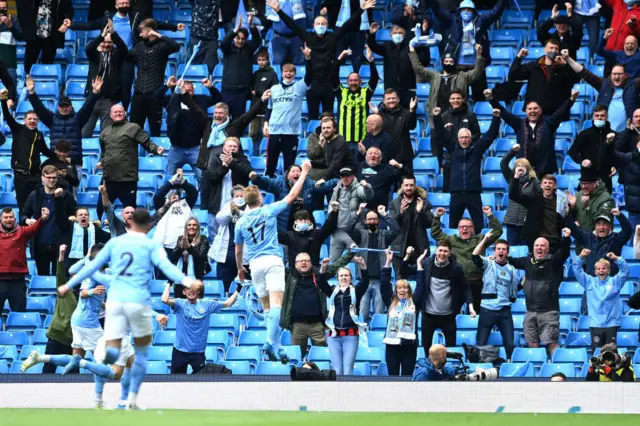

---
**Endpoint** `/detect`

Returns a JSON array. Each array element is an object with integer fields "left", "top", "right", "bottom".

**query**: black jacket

[
  {"left": 17, "top": 0, "right": 73, "bottom": 47},
  {"left": 508, "top": 56, "right": 579, "bottom": 122},
  {"left": 357, "top": 161, "right": 403, "bottom": 209},
  {"left": 435, "top": 114, "right": 499, "bottom": 193},
  {"left": 152, "top": 179, "right": 199, "bottom": 211},
  {"left": 366, "top": 33, "right": 429, "bottom": 91},
  {"left": 537, "top": 17, "right": 583, "bottom": 59},
  {"left": 379, "top": 105, "right": 417, "bottom": 164},
  {"left": 169, "top": 236, "right": 211, "bottom": 280},
  {"left": 85, "top": 32, "right": 129, "bottom": 102},
  {"left": 40, "top": 158, "right": 80, "bottom": 189},
  {"left": 220, "top": 26, "right": 261, "bottom": 92},
  {"left": 251, "top": 66, "right": 279, "bottom": 115},
  {"left": 360, "top": 131, "right": 394, "bottom": 164},
  {"left": 201, "top": 146, "right": 253, "bottom": 214},
  {"left": 278, "top": 209, "right": 338, "bottom": 267},
  {"left": 569, "top": 123, "right": 617, "bottom": 191},
  {"left": 316, "top": 269, "right": 370, "bottom": 330},
  {"left": 1, "top": 100, "right": 55, "bottom": 174},
  {"left": 321, "top": 134, "right": 353, "bottom": 180},
  {"left": 615, "top": 130, "right": 640, "bottom": 212},
  {"left": 320, "top": 0, "right": 373, "bottom": 29},
  {"left": 390, "top": 189, "right": 433, "bottom": 262},
  {"left": 508, "top": 237, "right": 571, "bottom": 313},
  {"left": 129, "top": 36, "right": 180, "bottom": 94},
  {"left": 416, "top": 255, "right": 469, "bottom": 314}
]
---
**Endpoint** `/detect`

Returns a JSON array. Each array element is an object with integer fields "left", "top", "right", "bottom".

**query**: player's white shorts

[
  {"left": 94, "top": 336, "right": 134, "bottom": 367},
  {"left": 104, "top": 301, "right": 154, "bottom": 340},
  {"left": 249, "top": 255, "right": 285, "bottom": 297},
  {"left": 71, "top": 325, "right": 104, "bottom": 350}
]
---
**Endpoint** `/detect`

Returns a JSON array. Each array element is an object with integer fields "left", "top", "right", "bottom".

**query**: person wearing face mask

[
  {"left": 379, "top": 249, "right": 425, "bottom": 376},
  {"left": 508, "top": 229, "right": 571, "bottom": 357},
  {"left": 569, "top": 106, "right": 618, "bottom": 193},
  {"left": 0, "top": 89, "right": 56, "bottom": 212},
  {"left": 566, "top": 167, "right": 615, "bottom": 234},
  {"left": 367, "top": 22, "right": 430, "bottom": 108},
  {"left": 429, "top": 0, "right": 507, "bottom": 101},
  {"left": 202, "top": 137, "right": 254, "bottom": 239},
  {"left": 212, "top": 185, "right": 250, "bottom": 294},
  {"left": 279, "top": 206, "right": 339, "bottom": 269},
  {"left": 409, "top": 44, "right": 484, "bottom": 177},
  {"left": 263, "top": 46, "right": 314, "bottom": 177},
  {"left": 500, "top": 149, "right": 537, "bottom": 247},
  {"left": 470, "top": 237, "right": 519, "bottom": 360},
  {"left": 601, "top": 0, "right": 640, "bottom": 54},
  {"left": 266, "top": 0, "right": 377, "bottom": 120},
  {"left": 485, "top": 88, "right": 579, "bottom": 177},
  {"left": 432, "top": 106, "right": 501, "bottom": 232},
  {"left": 351, "top": 206, "right": 401, "bottom": 324},
  {"left": 598, "top": 31, "right": 640, "bottom": 79},
  {"left": 280, "top": 250, "right": 354, "bottom": 357},
  {"left": 317, "top": 256, "right": 369, "bottom": 375},
  {"left": 537, "top": 4, "right": 584, "bottom": 59},
  {"left": 330, "top": 47, "right": 379, "bottom": 159},
  {"left": 508, "top": 41, "right": 580, "bottom": 123},
  {"left": 356, "top": 146, "right": 404, "bottom": 209}
]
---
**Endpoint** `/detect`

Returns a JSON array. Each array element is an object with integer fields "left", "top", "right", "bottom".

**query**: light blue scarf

[
  {"left": 575, "top": 0, "right": 601, "bottom": 16},
  {"left": 69, "top": 223, "right": 95, "bottom": 260},
  {"left": 177, "top": 253, "right": 196, "bottom": 279},
  {"left": 461, "top": 20, "right": 475, "bottom": 57},
  {"left": 266, "top": 0, "right": 306, "bottom": 22},
  {"left": 206, "top": 118, "right": 230, "bottom": 148},
  {"left": 326, "top": 285, "right": 362, "bottom": 336},
  {"left": 336, "top": 0, "right": 370, "bottom": 31},
  {"left": 383, "top": 298, "right": 417, "bottom": 345}
]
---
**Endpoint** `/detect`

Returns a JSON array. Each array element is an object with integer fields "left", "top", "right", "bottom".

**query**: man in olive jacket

[
  {"left": 280, "top": 250, "right": 355, "bottom": 356},
  {"left": 98, "top": 104, "right": 164, "bottom": 212},
  {"left": 431, "top": 205, "right": 503, "bottom": 313}
]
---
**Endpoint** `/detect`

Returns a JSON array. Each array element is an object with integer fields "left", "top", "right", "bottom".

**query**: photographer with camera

[
  {"left": 412, "top": 344, "right": 456, "bottom": 381},
  {"left": 585, "top": 342, "right": 636, "bottom": 382}
]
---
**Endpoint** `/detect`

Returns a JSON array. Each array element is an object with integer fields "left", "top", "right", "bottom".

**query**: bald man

[
  {"left": 358, "top": 114, "right": 393, "bottom": 163},
  {"left": 507, "top": 230, "right": 571, "bottom": 357},
  {"left": 97, "top": 104, "right": 164, "bottom": 216},
  {"left": 596, "top": 32, "right": 640, "bottom": 79},
  {"left": 412, "top": 344, "right": 456, "bottom": 381}
]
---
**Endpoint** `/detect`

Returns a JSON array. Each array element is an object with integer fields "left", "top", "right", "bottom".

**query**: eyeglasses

[{"left": 458, "top": 225, "right": 473, "bottom": 229}]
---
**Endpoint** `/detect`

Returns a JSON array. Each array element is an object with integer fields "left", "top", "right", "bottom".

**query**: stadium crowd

[{"left": 1, "top": 0, "right": 640, "bottom": 389}]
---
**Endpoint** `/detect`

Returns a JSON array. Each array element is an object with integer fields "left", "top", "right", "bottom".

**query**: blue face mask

[
  {"left": 391, "top": 34, "right": 404, "bottom": 45},
  {"left": 294, "top": 222, "right": 313, "bottom": 232},
  {"left": 594, "top": 120, "right": 606, "bottom": 128},
  {"left": 460, "top": 11, "right": 474, "bottom": 22},
  {"left": 315, "top": 25, "right": 327, "bottom": 35}
]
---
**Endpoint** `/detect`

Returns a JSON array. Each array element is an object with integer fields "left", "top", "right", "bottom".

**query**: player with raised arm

[
  {"left": 57, "top": 209, "right": 203, "bottom": 410},
  {"left": 235, "top": 160, "right": 313, "bottom": 363}
]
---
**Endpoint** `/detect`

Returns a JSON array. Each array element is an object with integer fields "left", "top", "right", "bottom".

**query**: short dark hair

[
  {"left": 55, "top": 140, "right": 72, "bottom": 153},
  {"left": 495, "top": 239, "right": 510, "bottom": 249},
  {"left": 294, "top": 210, "right": 312, "bottom": 222},
  {"left": 541, "top": 174, "right": 556, "bottom": 183},
  {"left": 436, "top": 240, "right": 452, "bottom": 250},
  {"left": 449, "top": 89, "right": 464, "bottom": 97},
  {"left": 383, "top": 88, "right": 398, "bottom": 97},
  {"left": 132, "top": 208, "right": 153, "bottom": 226},
  {"left": 236, "top": 28, "right": 249, "bottom": 38},
  {"left": 550, "top": 372, "right": 567, "bottom": 380},
  {"left": 89, "top": 243, "right": 105, "bottom": 258},
  {"left": 612, "top": 63, "right": 626, "bottom": 71},
  {"left": 256, "top": 48, "right": 270, "bottom": 59},
  {"left": 139, "top": 18, "right": 157, "bottom": 30},
  {"left": 320, "top": 111, "right": 334, "bottom": 119},
  {"left": 1, "top": 207, "right": 13, "bottom": 215},
  {"left": 25, "top": 110, "right": 38, "bottom": 118},
  {"left": 545, "top": 38, "right": 560, "bottom": 48},
  {"left": 593, "top": 104, "right": 607, "bottom": 114},
  {"left": 401, "top": 175, "right": 416, "bottom": 184}
]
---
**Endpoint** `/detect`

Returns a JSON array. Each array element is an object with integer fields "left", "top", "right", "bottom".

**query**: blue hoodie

[{"left": 411, "top": 357, "right": 456, "bottom": 381}]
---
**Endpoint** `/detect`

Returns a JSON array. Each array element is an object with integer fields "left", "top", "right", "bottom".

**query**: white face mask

[{"left": 233, "top": 197, "right": 245, "bottom": 207}]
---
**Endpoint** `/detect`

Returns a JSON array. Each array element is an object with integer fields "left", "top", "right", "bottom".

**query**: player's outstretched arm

[
  {"left": 161, "top": 282, "right": 176, "bottom": 308},
  {"left": 283, "top": 161, "right": 312, "bottom": 206},
  {"left": 59, "top": 242, "right": 113, "bottom": 295},
  {"left": 152, "top": 245, "right": 200, "bottom": 291}
]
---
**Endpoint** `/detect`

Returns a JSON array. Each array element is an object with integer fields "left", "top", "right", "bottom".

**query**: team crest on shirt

[
  {"left": 199, "top": 308, "right": 205, "bottom": 314},
  {"left": 292, "top": 2, "right": 303, "bottom": 13}
]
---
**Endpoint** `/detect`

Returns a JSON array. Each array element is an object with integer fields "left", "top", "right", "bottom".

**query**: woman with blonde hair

[
  {"left": 169, "top": 216, "right": 211, "bottom": 298},
  {"left": 501, "top": 144, "right": 536, "bottom": 246},
  {"left": 380, "top": 249, "right": 426, "bottom": 376},
  {"left": 318, "top": 256, "right": 369, "bottom": 375}
]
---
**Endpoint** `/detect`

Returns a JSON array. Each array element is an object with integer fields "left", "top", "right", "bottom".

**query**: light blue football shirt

[
  {"left": 234, "top": 200, "right": 288, "bottom": 262},
  {"left": 173, "top": 298, "right": 223, "bottom": 353}
]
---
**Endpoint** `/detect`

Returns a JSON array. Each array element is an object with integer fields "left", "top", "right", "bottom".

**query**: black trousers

[
  {"left": 421, "top": 312, "right": 456, "bottom": 349},
  {"left": 307, "top": 79, "right": 334, "bottom": 120},
  {"left": 14, "top": 173, "right": 41, "bottom": 212},
  {"left": 0, "top": 278, "right": 27, "bottom": 313},
  {"left": 121, "top": 60, "right": 136, "bottom": 110},
  {"left": 96, "top": 180, "right": 138, "bottom": 219},
  {"left": 385, "top": 344, "right": 417, "bottom": 376},
  {"left": 222, "top": 89, "right": 249, "bottom": 121},
  {"left": 171, "top": 347, "right": 206, "bottom": 374},
  {"left": 43, "top": 338, "right": 73, "bottom": 374},
  {"left": 467, "top": 279, "right": 483, "bottom": 317},
  {"left": 266, "top": 134, "right": 298, "bottom": 177},
  {"left": 130, "top": 92, "right": 163, "bottom": 136},
  {"left": 336, "top": 31, "right": 366, "bottom": 72},
  {"left": 35, "top": 245, "right": 58, "bottom": 276},
  {"left": 590, "top": 326, "right": 619, "bottom": 350},
  {"left": 25, "top": 36, "right": 57, "bottom": 74},
  {"left": 450, "top": 192, "right": 484, "bottom": 232}
]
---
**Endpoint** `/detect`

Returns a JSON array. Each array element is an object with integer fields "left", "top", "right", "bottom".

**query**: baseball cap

[{"left": 339, "top": 167, "right": 354, "bottom": 177}]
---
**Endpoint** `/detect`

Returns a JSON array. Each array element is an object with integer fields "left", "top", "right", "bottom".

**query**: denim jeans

[
  {"left": 627, "top": 211, "right": 640, "bottom": 234},
  {"left": 359, "top": 279, "right": 385, "bottom": 324},
  {"left": 168, "top": 146, "right": 202, "bottom": 182},
  {"left": 271, "top": 34, "right": 304, "bottom": 66},
  {"left": 327, "top": 335, "right": 359, "bottom": 375},
  {"left": 475, "top": 306, "right": 515, "bottom": 360},
  {"left": 573, "top": 14, "right": 600, "bottom": 59}
]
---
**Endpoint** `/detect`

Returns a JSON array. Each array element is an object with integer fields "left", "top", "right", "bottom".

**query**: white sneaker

[
  {"left": 21, "top": 351, "right": 41, "bottom": 373},
  {"left": 127, "top": 403, "right": 145, "bottom": 411},
  {"left": 95, "top": 399, "right": 104, "bottom": 409}
]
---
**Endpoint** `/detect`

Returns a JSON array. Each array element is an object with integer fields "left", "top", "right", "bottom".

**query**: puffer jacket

[
  {"left": 130, "top": 37, "right": 180, "bottom": 94},
  {"left": 329, "top": 178, "right": 374, "bottom": 230},
  {"left": 508, "top": 236, "right": 571, "bottom": 313},
  {"left": 500, "top": 148, "right": 529, "bottom": 227}
]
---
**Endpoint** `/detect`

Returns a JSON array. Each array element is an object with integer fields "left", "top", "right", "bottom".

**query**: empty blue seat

[
  {"left": 238, "top": 330, "right": 267, "bottom": 346},
  {"left": 220, "top": 360, "right": 251, "bottom": 374},
  {"left": 6, "top": 312, "right": 42, "bottom": 331},
  {"left": 370, "top": 314, "right": 387, "bottom": 331},
  {"left": 76, "top": 192, "right": 100, "bottom": 207},
  {"left": 31, "top": 64, "right": 63, "bottom": 84},
  {"left": 0, "top": 345, "right": 19, "bottom": 361},
  {"left": 308, "top": 346, "right": 332, "bottom": 362},
  {"left": 353, "top": 362, "right": 372, "bottom": 376},
  {"left": 177, "top": 64, "right": 209, "bottom": 80},
  {"left": 25, "top": 297, "right": 53, "bottom": 314},
  {"left": 65, "top": 81, "right": 86, "bottom": 99},
  {"left": 203, "top": 280, "right": 224, "bottom": 298},
  {"left": 559, "top": 281, "right": 584, "bottom": 297},
  {"left": 209, "top": 314, "right": 240, "bottom": 337},
  {"left": 559, "top": 298, "right": 581, "bottom": 315},
  {"left": 552, "top": 348, "right": 588, "bottom": 366},
  {"left": 146, "top": 361, "right": 168, "bottom": 374},
  {"left": 501, "top": 10, "right": 534, "bottom": 29},
  {"left": 256, "top": 361, "right": 291, "bottom": 375},
  {"left": 455, "top": 331, "right": 476, "bottom": 346},
  {"left": 0, "top": 192, "right": 17, "bottom": 206},
  {"left": 455, "top": 315, "right": 478, "bottom": 330},
  {"left": 489, "top": 29, "right": 525, "bottom": 47},
  {"left": 512, "top": 347, "right": 547, "bottom": 364},
  {"left": 539, "top": 363, "right": 576, "bottom": 378},
  {"left": 28, "top": 276, "right": 57, "bottom": 295},
  {"left": 413, "top": 157, "right": 439, "bottom": 175},
  {"left": 481, "top": 174, "right": 508, "bottom": 192},
  {"left": 494, "top": 138, "right": 518, "bottom": 156},
  {"left": 147, "top": 346, "right": 173, "bottom": 362},
  {"left": 489, "top": 48, "right": 514, "bottom": 66},
  {"left": 66, "top": 64, "right": 90, "bottom": 82},
  {"left": 280, "top": 345, "right": 302, "bottom": 364},
  {"left": 0, "top": 359, "right": 8, "bottom": 373},
  {"left": 250, "top": 157, "right": 267, "bottom": 173},
  {"left": 474, "top": 101, "right": 496, "bottom": 119},
  {"left": 620, "top": 315, "right": 640, "bottom": 331},
  {"left": 138, "top": 157, "right": 166, "bottom": 172},
  {"left": 483, "top": 157, "right": 502, "bottom": 174},
  {"left": 355, "top": 347, "right": 383, "bottom": 364},
  {"left": 616, "top": 332, "right": 640, "bottom": 347},
  {"left": 32, "top": 329, "right": 49, "bottom": 345},
  {"left": 426, "top": 193, "right": 450, "bottom": 208},
  {"left": 225, "top": 346, "right": 261, "bottom": 364},
  {"left": 556, "top": 121, "right": 577, "bottom": 139},
  {"left": 565, "top": 332, "right": 592, "bottom": 347},
  {"left": 366, "top": 331, "right": 385, "bottom": 347},
  {"left": 500, "top": 362, "right": 536, "bottom": 377},
  {"left": 0, "top": 332, "right": 29, "bottom": 348},
  {"left": 153, "top": 330, "right": 176, "bottom": 346}
]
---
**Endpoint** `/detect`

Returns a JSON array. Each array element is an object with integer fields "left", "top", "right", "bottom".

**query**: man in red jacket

[
  {"left": 0, "top": 206, "right": 49, "bottom": 312},
  {"left": 603, "top": 0, "right": 640, "bottom": 51}
]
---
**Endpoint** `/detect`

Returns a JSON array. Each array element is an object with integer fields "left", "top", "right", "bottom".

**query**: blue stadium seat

[
  {"left": 426, "top": 193, "right": 450, "bottom": 208},
  {"left": 483, "top": 157, "right": 502, "bottom": 174},
  {"left": 366, "top": 331, "right": 385, "bottom": 347},
  {"left": 10, "top": 361, "right": 43, "bottom": 374},
  {"left": 353, "top": 362, "right": 372, "bottom": 376},
  {"left": 65, "top": 81, "right": 86, "bottom": 99},
  {"left": 616, "top": 332, "right": 640, "bottom": 347},
  {"left": 25, "top": 297, "right": 53, "bottom": 315},
  {"left": 497, "top": 362, "right": 536, "bottom": 377},
  {"left": 153, "top": 330, "right": 176, "bottom": 346},
  {"left": 250, "top": 157, "right": 267, "bottom": 174},
  {"left": 481, "top": 174, "right": 508, "bottom": 192},
  {"left": 238, "top": 330, "right": 267, "bottom": 346},
  {"left": 149, "top": 280, "right": 166, "bottom": 297},
  {"left": 455, "top": 331, "right": 476, "bottom": 346},
  {"left": 32, "top": 329, "right": 49, "bottom": 345},
  {"left": 30, "top": 64, "right": 63, "bottom": 84},
  {"left": 489, "top": 48, "right": 514, "bottom": 66},
  {"left": 0, "top": 192, "right": 17, "bottom": 207},
  {"left": 206, "top": 330, "right": 230, "bottom": 357},
  {"left": 203, "top": 280, "right": 224, "bottom": 298},
  {"left": 564, "top": 332, "right": 592, "bottom": 347},
  {"left": 539, "top": 363, "right": 576, "bottom": 378},
  {"left": 489, "top": 29, "right": 525, "bottom": 47},
  {"left": 0, "top": 332, "right": 29, "bottom": 348},
  {"left": 370, "top": 314, "right": 387, "bottom": 331},
  {"left": 27, "top": 276, "right": 57, "bottom": 295},
  {"left": 308, "top": 346, "right": 332, "bottom": 362},
  {"left": 501, "top": 10, "right": 534, "bottom": 29},
  {"left": 474, "top": 102, "right": 496, "bottom": 119},
  {"left": 552, "top": 348, "right": 588, "bottom": 366},
  {"left": 556, "top": 121, "right": 577, "bottom": 139},
  {"left": 620, "top": 315, "right": 640, "bottom": 331},
  {"left": 0, "top": 345, "right": 19, "bottom": 361},
  {"left": 147, "top": 346, "right": 173, "bottom": 363},
  {"left": 559, "top": 281, "right": 584, "bottom": 297},
  {"left": 413, "top": 157, "right": 439, "bottom": 175},
  {"left": 220, "top": 360, "right": 251, "bottom": 374},
  {"left": 177, "top": 64, "right": 209, "bottom": 81},
  {"left": 355, "top": 347, "right": 383, "bottom": 365},
  {"left": 511, "top": 298, "right": 527, "bottom": 313},
  {"left": 562, "top": 157, "right": 581, "bottom": 174},
  {"left": 138, "top": 157, "right": 166, "bottom": 173},
  {"left": 559, "top": 298, "right": 581, "bottom": 315},
  {"left": 225, "top": 346, "right": 261, "bottom": 365},
  {"left": 146, "top": 361, "right": 168, "bottom": 374},
  {"left": 256, "top": 361, "right": 291, "bottom": 375},
  {"left": 66, "top": 64, "right": 90, "bottom": 82},
  {"left": 280, "top": 345, "right": 302, "bottom": 364},
  {"left": 76, "top": 192, "right": 100, "bottom": 207},
  {"left": 455, "top": 315, "right": 478, "bottom": 330},
  {"left": 209, "top": 314, "right": 240, "bottom": 337},
  {"left": 512, "top": 347, "right": 547, "bottom": 365},
  {"left": 205, "top": 347, "right": 218, "bottom": 363},
  {"left": 555, "top": 175, "right": 578, "bottom": 191},
  {"left": 0, "top": 359, "right": 8, "bottom": 374}
]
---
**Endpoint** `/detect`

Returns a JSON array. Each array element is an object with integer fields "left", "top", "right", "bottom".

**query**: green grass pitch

[{"left": 1, "top": 410, "right": 639, "bottom": 426}]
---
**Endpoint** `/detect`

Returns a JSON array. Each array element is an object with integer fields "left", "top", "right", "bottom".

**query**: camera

[
  {"left": 590, "top": 351, "right": 631, "bottom": 370},
  {"left": 451, "top": 357, "right": 499, "bottom": 381},
  {"left": 290, "top": 363, "right": 337, "bottom": 381}
]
